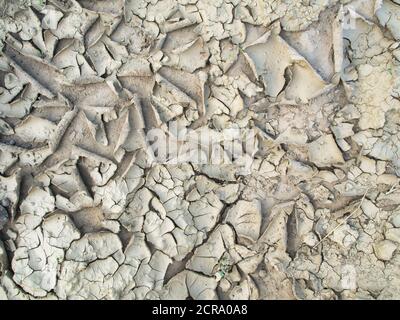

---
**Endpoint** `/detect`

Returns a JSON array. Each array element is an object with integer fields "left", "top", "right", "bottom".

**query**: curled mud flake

[
  {"left": 229, "top": 275, "right": 259, "bottom": 300},
  {"left": 143, "top": 210, "right": 177, "bottom": 257},
  {"left": 0, "top": 171, "right": 20, "bottom": 220},
  {"left": 14, "top": 115, "right": 57, "bottom": 144},
  {"left": 163, "top": 37, "right": 210, "bottom": 72},
  {"left": 187, "top": 224, "right": 235, "bottom": 276},
  {"left": 224, "top": 200, "right": 262, "bottom": 245},
  {"left": 244, "top": 23, "right": 329, "bottom": 101},
  {"left": 0, "top": 119, "right": 14, "bottom": 136},
  {"left": 308, "top": 134, "right": 345, "bottom": 168},
  {"left": 376, "top": 0, "right": 400, "bottom": 41},
  {"left": 42, "top": 213, "right": 81, "bottom": 249},
  {"left": 162, "top": 270, "right": 218, "bottom": 300},
  {"left": 0, "top": 239, "right": 7, "bottom": 274},
  {"left": 20, "top": 187, "right": 55, "bottom": 217},
  {"left": 65, "top": 232, "right": 123, "bottom": 263},
  {"left": 188, "top": 191, "right": 224, "bottom": 233}
]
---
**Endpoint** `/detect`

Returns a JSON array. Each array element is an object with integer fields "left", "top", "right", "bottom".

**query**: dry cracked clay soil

[{"left": 1, "top": 0, "right": 400, "bottom": 300}]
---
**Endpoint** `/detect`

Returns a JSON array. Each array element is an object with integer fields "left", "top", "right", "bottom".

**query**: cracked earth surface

[{"left": 0, "top": 0, "right": 400, "bottom": 300}]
